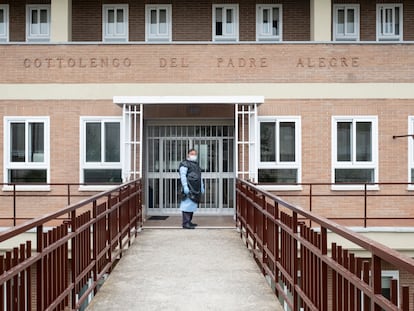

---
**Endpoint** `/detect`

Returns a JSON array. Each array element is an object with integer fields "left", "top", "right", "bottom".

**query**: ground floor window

[
  {"left": 408, "top": 117, "right": 414, "bottom": 186},
  {"left": 3, "top": 117, "right": 50, "bottom": 187},
  {"left": 332, "top": 116, "right": 378, "bottom": 189},
  {"left": 80, "top": 117, "right": 122, "bottom": 185},
  {"left": 258, "top": 116, "right": 301, "bottom": 185}
]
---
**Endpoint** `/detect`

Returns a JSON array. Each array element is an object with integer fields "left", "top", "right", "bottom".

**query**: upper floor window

[
  {"left": 0, "top": 5, "right": 9, "bottom": 42},
  {"left": 26, "top": 5, "right": 50, "bottom": 42},
  {"left": 332, "top": 116, "right": 378, "bottom": 189},
  {"left": 80, "top": 117, "right": 122, "bottom": 186},
  {"left": 258, "top": 117, "right": 301, "bottom": 186},
  {"left": 103, "top": 5, "right": 128, "bottom": 42},
  {"left": 333, "top": 4, "right": 359, "bottom": 41},
  {"left": 3, "top": 117, "right": 50, "bottom": 189},
  {"left": 145, "top": 5, "right": 172, "bottom": 42},
  {"left": 377, "top": 4, "right": 403, "bottom": 41},
  {"left": 213, "top": 4, "right": 239, "bottom": 42},
  {"left": 256, "top": 4, "right": 282, "bottom": 41}
]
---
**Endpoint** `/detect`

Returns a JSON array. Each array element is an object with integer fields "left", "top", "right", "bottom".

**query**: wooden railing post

[{"left": 36, "top": 225, "right": 44, "bottom": 310}]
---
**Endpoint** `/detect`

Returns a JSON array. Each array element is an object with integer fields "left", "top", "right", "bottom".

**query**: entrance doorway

[{"left": 146, "top": 124, "right": 235, "bottom": 215}]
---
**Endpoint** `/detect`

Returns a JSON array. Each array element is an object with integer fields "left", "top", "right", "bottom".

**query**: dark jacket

[{"left": 179, "top": 159, "right": 202, "bottom": 203}]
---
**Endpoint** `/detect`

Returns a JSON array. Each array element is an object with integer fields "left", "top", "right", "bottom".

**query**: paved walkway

[{"left": 87, "top": 229, "right": 283, "bottom": 311}]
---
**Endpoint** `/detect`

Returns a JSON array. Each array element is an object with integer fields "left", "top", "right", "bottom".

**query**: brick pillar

[
  {"left": 310, "top": 0, "right": 332, "bottom": 41},
  {"left": 51, "top": 0, "right": 72, "bottom": 42}
]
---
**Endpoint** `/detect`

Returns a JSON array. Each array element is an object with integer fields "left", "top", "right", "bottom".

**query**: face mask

[{"left": 188, "top": 155, "right": 198, "bottom": 162}]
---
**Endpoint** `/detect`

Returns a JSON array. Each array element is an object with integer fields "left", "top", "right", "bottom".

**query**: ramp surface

[{"left": 87, "top": 229, "right": 283, "bottom": 311}]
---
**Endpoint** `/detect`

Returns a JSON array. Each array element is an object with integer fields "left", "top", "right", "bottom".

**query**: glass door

[{"left": 146, "top": 125, "right": 234, "bottom": 215}]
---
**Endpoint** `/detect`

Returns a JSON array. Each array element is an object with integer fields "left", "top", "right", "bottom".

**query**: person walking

[{"left": 179, "top": 149, "right": 204, "bottom": 229}]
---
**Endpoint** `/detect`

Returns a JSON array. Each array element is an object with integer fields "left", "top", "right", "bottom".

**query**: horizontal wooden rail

[
  {"left": 236, "top": 178, "right": 414, "bottom": 311},
  {"left": 0, "top": 179, "right": 143, "bottom": 310}
]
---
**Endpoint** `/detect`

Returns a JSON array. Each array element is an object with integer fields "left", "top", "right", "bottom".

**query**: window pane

[
  {"left": 84, "top": 169, "right": 122, "bottom": 184},
  {"left": 337, "top": 122, "right": 351, "bottom": 161},
  {"left": 260, "top": 122, "right": 276, "bottom": 162},
  {"left": 29, "top": 122, "right": 44, "bottom": 162},
  {"left": 395, "top": 7, "right": 400, "bottom": 35},
  {"left": 337, "top": 9, "right": 345, "bottom": 34},
  {"left": 31, "top": 10, "right": 38, "bottom": 24},
  {"left": 216, "top": 8, "right": 222, "bottom": 36},
  {"left": 31, "top": 10, "right": 39, "bottom": 34},
  {"left": 335, "top": 169, "right": 374, "bottom": 183},
  {"left": 262, "top": 9, "right": 269, "bottom": 34},
  {"left": 258, "top": 169, "right": 297, "bottom": 184},
  {"left": 272, "top": 8, "right": 279, "bottom": 36},
  {"left": 116, "top": 9, "right": 123, "bottom": 23},
  {"left": 116, "top": 9, "right": 124, "bottom": 34},
  {"left": 411, "top": 169, "right": 414, "bottom": 183},
  {"left": 0, "top": 9, "right": 4, "bottom": 23},
  {"left": 159, "top": 9, "right": 167, "bottom": 34},
  {"left": 40, "top": 9, "right": 47, "bottom": 23},
  {"left": 108, "top": 9, "right": 114, "bottom": 23},
  {"left": 11, "top": 123, "right": 25, "bottom": 162},
  {"left": 150, "top": 10, "right": 157, "bottom": 34},
  {"left": 226, "top": 9, "right": 233, "bottom": 34},
  {"left": 346, "top": 9, "right": 355, "bottom": 34},
  {"left": 104, "top": 122, "right": 120, "bottom": 162},
  {"left": 356, "top": 122, "right": 372, "bottom": 161},
  {"left": 9, "top": 169, "right": 47, "bottom": 183},
  {"left": 86, "top": 123, "right": 101, "bottom": 162},
  {"left": 280, "top": 122, "right": 295, "bottom": 162}
]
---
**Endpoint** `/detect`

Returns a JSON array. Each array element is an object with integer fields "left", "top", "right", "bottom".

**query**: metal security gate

[{"left": 146, "top": 124, "right": 235, "bottom": 215}]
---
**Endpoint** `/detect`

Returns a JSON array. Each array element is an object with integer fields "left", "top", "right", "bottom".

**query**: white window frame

[
  {"left": 145, "top": 4, "right": 172, "bottom": 42},
  {"left": 26, "top": 5, "right": 51, "bottom": 42},
  {"left": 256, "top": 4, "right": 282, "bottom": 42},
  {"left": 333, "top": 4, "right": 360, "bottom": 41},
  {"left": 102, "top": 4, "right": 129, "bottom": 42},
  {"left": 257, "top": 116, "right": 302, "bottom": 191},
  {"left": 213, "top": 4, "right": 239, "bottom": 42},
  {"left": 0, "top": 5, "right": 9, "bottom": 42},
  {"left": 408, "top": 117, "right": 414, "bottom": 190},
  {"left": 332, "top": 116, "right": 378, "bottom": 191},
  {"left": 3, "top": 117, "right": 50, "bottom": 191},
  {"left": 80, "top": 117, "right": 123, "bottom": 191},
  {"left": 361, "top": 270, "right": 399, "bottom": 309},
  {"left": 376, "top": 4, "right": 403, "bottom": 41}
]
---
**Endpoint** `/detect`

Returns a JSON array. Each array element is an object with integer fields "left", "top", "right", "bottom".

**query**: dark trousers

[{"left": 182, "top": 211, "right": 193, "bottom": 226}]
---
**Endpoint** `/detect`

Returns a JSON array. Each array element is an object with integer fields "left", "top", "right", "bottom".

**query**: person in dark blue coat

[{"left": 179, "top": 149, "right": 205, "bottom": 229}]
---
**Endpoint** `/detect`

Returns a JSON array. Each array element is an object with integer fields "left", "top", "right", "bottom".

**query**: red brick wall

[
  {"left": 71, "top": 0, "right": 311, "bottom": 42},
  {"left": 1, "top": 44, "right": 413, "bottom": 83},
  {"left": 2, "top": 0, "right": 414, "bottom": 42},
  {"left": 333, "top": 0, "right": 414, "bottom": 41},
  {"left": 0, "top": 0, "right": 51, "bottom": 42}
]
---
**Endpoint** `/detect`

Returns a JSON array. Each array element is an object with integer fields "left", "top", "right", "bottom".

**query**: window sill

[
  {"left": 78, "top": 185, "right": 119, "bottom": 192},
  {"left": 2, "top": 185, "right": 51, "bottom": 192},
  {"left": 406, "top": 185, "right": 414, "bottom": 191},
  {"left": 257, "top": 185, "right": 303, "bottom": 191},
  {"left": 331, "top": 185, "right": 380, "bottom": 191}
]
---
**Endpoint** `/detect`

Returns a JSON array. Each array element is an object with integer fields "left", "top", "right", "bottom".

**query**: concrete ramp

[{"left": 87, "top": 229, "right": 283, "bottom": 311}]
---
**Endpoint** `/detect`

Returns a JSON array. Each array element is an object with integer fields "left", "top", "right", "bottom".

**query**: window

[
  {"left": 213, "top": 4, "right": 239, "bottom": 42},
  {"left": 332, "top": 116, "right": 378, "bottom": 188},
  {"left": 0, "top": 5, "right": 9, "bottom": 42},
  {"left": 258, "top": 117, "right": 301, "bottom": 186},
  {"left": 377, "top": 4, "right": 403, "bottom": 41},
  {"left": 333, "top": 4, "right": 359, "bottom": 41},
  {"left": 103, "top": 5, "right": 128, "bottom": 42},
  {"left": 3, "top": 117, "right": 50, "bottom": 188},
  {"left": 256, "top": 4, "right": 282, "bottom": 41},
  {"left": 26, "top": 5, "right": 50, "bottom": 41},
  {"left": 145, "top": 5, "right": 172, "bottom": 42},
  {"left": 408, "top": 117, "right": 414, "bottom": 187},
  {"left": 80, "top": 118, "right": 122, "bottom": 185}
]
